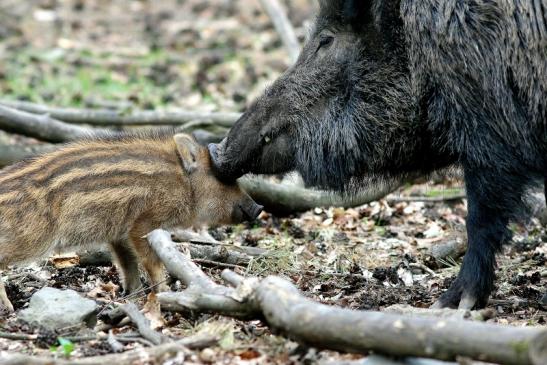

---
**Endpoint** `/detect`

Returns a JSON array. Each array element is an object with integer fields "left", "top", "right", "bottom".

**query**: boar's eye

[
  {"left": 317, "top": 35, "right": 334, "bottom": 50},
  {"left": 264, "top": 136, "right": 271, "bottom": 144}
]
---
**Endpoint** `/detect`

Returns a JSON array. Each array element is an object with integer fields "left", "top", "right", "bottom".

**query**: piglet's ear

[
  {"left": 174, "top": 133, "right": 199, "bottom": 173},
  {"left": 342, "top": 0, "right": 373, "bottom": 24}
]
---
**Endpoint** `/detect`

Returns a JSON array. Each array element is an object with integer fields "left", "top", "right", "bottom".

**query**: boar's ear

[
  {"left": 342, "top": 0, "right": 374, "bottom": 24},
  {"left": 174, "top": 133, "right": 199, "bottom": 173}
]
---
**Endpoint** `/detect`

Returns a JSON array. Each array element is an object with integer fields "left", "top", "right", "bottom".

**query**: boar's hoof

[{"left": 431, "top": 277, "right": 488, "bottom": 310}]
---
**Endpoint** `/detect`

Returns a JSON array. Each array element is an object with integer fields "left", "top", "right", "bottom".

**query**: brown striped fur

[{"left": 0, "top": 132, "right": 261, "bottom": 311}]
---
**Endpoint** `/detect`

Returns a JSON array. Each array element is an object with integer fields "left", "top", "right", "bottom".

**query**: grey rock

[{"left": 19, "top": 287, "right": 97, "bottom": 330}]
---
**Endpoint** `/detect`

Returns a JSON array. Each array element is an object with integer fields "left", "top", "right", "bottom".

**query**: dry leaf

[{"left": 50, "top": 255, "right": 79, "bottom": 269}]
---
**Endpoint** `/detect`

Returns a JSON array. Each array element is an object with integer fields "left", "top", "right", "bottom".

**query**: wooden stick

[
  {"left": 147, "top": 230, "right": 218, "bottom": 291},
  {"left": 0, "top": 334, "right": 217, "bottom": 365},
  {"left": 0, "top": 99, "right": 241, "bottom": 127},
  {"left": 120, "top": 303, "right": 165, "bottom": 346},
  {"left": 258, "top": 0, "right": 300, "bottom": 63}
]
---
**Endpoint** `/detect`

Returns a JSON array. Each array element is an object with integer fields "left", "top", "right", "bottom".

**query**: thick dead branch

[
  {"left": 0, "top": 126, "right": 222, "bottom": 168},
  {"left": 148, "top": 229, "right": 547, "bottom": 365},
  {"left": 255, "top": 276, "right": 544, "bottom": 365},
  {"left": 258, "top": 0, "right": 300, "bottom": 63},
  {"left": 149, "top": 230, "right": 219, "bottom": 291},
  {"left": 0, "top": 143, "right": 56, "bottom": 166},
  {"left": 76, "top": 240, "right": 259, "bottom": 268},
  {"left": 0, "top": 104, "right": 112, "bottom": 142},
  {"left": 149, "top": 230, "right": 257, "bottom": 318},
  {"left": 239, "top": 177, "right": 401, "bottom": 214},
  {"left": 0, "top": 99, "right": 241, "bottom": 127},
  {"left": 429, "top": 237, "right": 467, "bottom": 262},
  {"left": 120, "top": 302, "right": 166, "bottom": 345},
  {"left": 0, "top": 334, "right": 217, "bottom": 365}
]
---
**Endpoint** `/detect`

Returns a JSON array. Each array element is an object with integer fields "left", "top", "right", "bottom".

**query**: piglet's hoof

[{"left": 0, "top": 300, "right": 14, "bottom": 313}]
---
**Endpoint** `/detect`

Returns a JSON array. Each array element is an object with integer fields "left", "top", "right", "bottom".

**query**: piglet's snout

[{"left": 240, "top": 202, "right": 263, "bottom": 220}]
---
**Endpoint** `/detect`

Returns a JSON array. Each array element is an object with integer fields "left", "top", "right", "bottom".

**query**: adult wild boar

[{"left": 209, "top": 0, "right": 547, "bottom": 309}]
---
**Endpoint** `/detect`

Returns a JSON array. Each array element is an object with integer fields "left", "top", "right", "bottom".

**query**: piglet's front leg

[{"left": 0, "top": 279, "right": 14, "bottom": 312}]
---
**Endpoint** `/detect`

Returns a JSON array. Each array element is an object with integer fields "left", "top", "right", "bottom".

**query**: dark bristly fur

[
  {"left": 0, "top": 131, "right": 261, "bottom": 311},
  {"left": 210, "top": 0, "right": 546, "bottom": 309}
]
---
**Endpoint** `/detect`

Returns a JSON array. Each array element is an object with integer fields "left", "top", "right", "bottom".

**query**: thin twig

[
  {"left": 193, "top": 259, "right": 245, "bottom": 270},
  {"left": 0, "top": 334, "right": 218, "bottom": 365},
  {"left": 258, "top": 0, "right": 300, "bottom": 63},
  {"left": 0, "top": 99, "right": 241, "bottom": 127},
  {"left": 107, "top": 330, "right": 125, "bottom": 352},
  {"left": 0, "top": 331, "right": 37, "bottom": 341},
  {"left": 120, "top": 303, "right": 166, "bottom": 346}
]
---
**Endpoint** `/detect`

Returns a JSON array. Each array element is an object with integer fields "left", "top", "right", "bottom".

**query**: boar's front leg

[{"left": 434, "top": 168, "right": 523, "bottom": 309}]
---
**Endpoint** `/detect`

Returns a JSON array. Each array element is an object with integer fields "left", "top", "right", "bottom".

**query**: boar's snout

[
  {"left": 208, "top": 142, "right": 229, "bottom": 179},
  {"left": 208, "top": 140, "right": 246, "bottom": 183}
]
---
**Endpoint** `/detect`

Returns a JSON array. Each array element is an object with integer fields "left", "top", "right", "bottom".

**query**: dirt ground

[{"left": 0, "top": 1, "right": 545, "bottom": 363}]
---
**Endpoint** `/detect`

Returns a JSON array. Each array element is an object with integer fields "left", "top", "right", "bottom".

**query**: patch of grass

[
  {"left": 1, "top": 47, "right": 180, "bottom": 108},
  {"left": 246, "top": 247, "right": 298, "bottom": 277},
  {"left": 437, "top": 256, "right": 460, "bottom": 269},
  {"left": 194, "top": 319, "right": 236, "bottom": 350}
]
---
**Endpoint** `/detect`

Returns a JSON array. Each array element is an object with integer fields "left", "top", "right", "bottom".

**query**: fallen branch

[
  {"left": 0, "top": 334, "right": 217, "bottom": 365},
  {"left": 239, "top": 176, "right": 401, "bottom": 214},
  {"left": 76, "top": 239, "right": 260, "bottom": 268},
  {"left": 429, "top": 237, "right": 467, "bottom": 263},
  {"left": 0, "top": 143, "right": 56, "bottom": 166},
  {"left": 148, "top": 229, "right": 547, "bottom": 365},
  {"left": 0, "top": 104, "right": 112, "bottom": 143},
  {"left": 258, "top": 0, "right": 300, "bottom": 63},
  {"left": 386, "top": 193, "right": 467, "bottom": 203},
  {"left": 120, "top": 302, "right": 166, "bottom": 345},
  {"left": 0, "top": 126, "right": 223, "bottom": 167},
  {"left": 0, "top": 99, "right": 241, "bottom": 127}
]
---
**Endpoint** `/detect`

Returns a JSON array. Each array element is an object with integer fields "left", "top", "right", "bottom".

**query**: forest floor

[{"left": 0, "top": 1, "right": 545, "bottom": 363}]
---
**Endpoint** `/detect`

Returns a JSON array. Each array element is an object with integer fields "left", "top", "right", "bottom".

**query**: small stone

[
  {"left": 19, "top": 287, "right": 97, "bottom": 330},
  {"left": 199, "top": 348, "right": 216, "bottom": 363}
]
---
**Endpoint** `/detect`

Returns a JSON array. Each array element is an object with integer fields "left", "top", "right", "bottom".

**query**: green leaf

[{"left": 57, "top": 337, "right": 74, "bottom": 357}]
